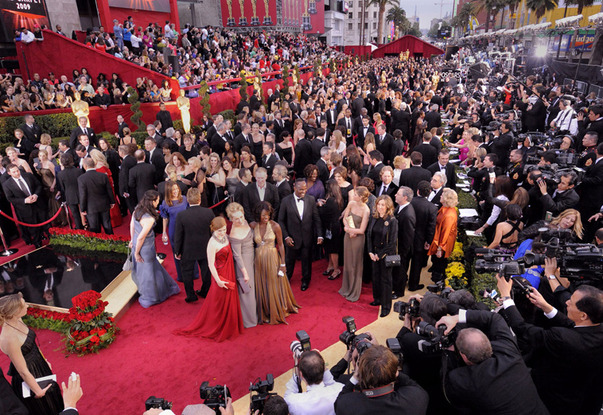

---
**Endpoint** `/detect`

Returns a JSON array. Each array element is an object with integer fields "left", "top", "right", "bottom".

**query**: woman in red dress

[
  {"left": 174, "top": 217, "right": 244, "bottom": 342},
  {"left": 90, "top": 150, "right": 122, "bottom": 228}
]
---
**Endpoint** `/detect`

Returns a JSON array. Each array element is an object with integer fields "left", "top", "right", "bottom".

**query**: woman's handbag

[
  {"left": 385, "top": 254, "right": 401, "bottom": 268},
  {"left": 123, "top": 248, "right": 133, "bottom": 271}
]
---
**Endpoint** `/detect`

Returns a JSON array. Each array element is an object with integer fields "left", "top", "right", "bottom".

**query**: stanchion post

[{"left": 0, "top": 224, "right": 17, "bottom": 257}]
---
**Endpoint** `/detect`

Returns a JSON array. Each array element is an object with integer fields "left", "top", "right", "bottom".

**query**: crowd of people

[{"left": 0, "top": 28, "right": 602, "bottom": 415}]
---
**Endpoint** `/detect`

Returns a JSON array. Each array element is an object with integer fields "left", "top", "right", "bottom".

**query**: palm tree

[
  {"left": 386, "top": 6, "right": 410, "bottom": 38},
  {"left": 471, "top": 0, "right": 505, "bottom": 32},
  {"left": 369, "top": 0, "right": 398, "bottom": 44},
  {"left": 565, "top": 0, "right": 595, "bottom": 14},
  {"left": 451, "top": 2, "right": 473, "bottom": 33},
  {"left": 526, "top": 0, "right": 558, "bottom": 19}
]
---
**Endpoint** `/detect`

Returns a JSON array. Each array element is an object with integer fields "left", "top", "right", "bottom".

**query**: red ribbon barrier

[{"left": 0, "top": 203, "right": 66, "bottom": 227}]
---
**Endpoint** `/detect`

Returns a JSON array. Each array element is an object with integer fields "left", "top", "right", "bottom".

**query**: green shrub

[
  {"left": 218, "top": 110, "right": 235, "bottom": 125},
  {"left": 0, "top": 113, "right": 78, "bottom": 144}
]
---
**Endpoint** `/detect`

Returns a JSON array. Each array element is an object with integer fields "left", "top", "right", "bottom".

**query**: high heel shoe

[
  {"left": 328, "top": 270, "right": 341, "bottom": 280},
  {"left": 323, "top": 268, "right": 334, "bottom": 276}
]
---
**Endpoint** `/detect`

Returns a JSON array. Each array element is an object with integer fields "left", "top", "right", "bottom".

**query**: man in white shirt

[
  {"left": 20, "top": 28, "right": 35, "bottom": 43},
  {"left": 550, "top": 99, "right": 577, "bottom": 135},
  {"left": 285, "top": 350, "right": 343, "bottom": 415}
]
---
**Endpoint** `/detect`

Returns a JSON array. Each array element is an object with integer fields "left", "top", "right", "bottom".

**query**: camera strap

[{"left": 361, "top": 383, "right": 394, "bottom": 398}]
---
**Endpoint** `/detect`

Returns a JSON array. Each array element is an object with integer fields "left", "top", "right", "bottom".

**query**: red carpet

[{"left": 0, "top": 220, "right": 379, "bottom": 414}]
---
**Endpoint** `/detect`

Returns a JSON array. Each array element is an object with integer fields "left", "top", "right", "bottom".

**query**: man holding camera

[
  {"left": 436, "top": 308, "right": 549, "bottom": 415},
  {"left": 334, "top": 345, "right": 428, "bottom": 415},
  {"left": 496, "top": 275, "right": 603, "bottom": 415},
  {"left": 537, "top": 171, "right": 579, "bottom": 217},
  {"left": 284, "top": 350, "right": 343, "bottom": 415}
]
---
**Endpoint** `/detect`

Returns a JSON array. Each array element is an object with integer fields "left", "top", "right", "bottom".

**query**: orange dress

[{"left": 428, "top": 207, "right": 457, "bottom": 258}]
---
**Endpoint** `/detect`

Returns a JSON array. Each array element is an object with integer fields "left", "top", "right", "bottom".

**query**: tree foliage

[
  {"left": 127, "top": 87, "right": 145, "bottom": 131},
  {"left": 386, "top": 6, "right": 411, "bottom": 38},
  {"left": 525, "top": 0, "right": 558, "bottom": 18},
  {"left": 368, "top": 0, "right": 398, "bottom": 43}
]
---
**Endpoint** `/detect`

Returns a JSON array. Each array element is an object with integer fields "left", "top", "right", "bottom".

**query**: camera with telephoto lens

[
  {"left": 249, "top": 374, "right": 277, "bottom": 413},
  {"left": 351, "top": 333, "right": 373, "bottom": 357},
  {"left": 427, "top": 280, "right": 453, "bottom": 299},
  {"left": 339, "top": 316, "right": 358, "bottom": 348},
  {"left": 290, "top": 330, "right": 311, "bottom": 359},
  {"left": 415, "top": 321, "right": 457, "bottom": 354},
  {"left": 199, "top": 382, "right": 230, "bottom": 415},
  {"left": 145, "top": 396, "right": 172, "bottom": 411},
  {"left": 393, "top": 298, "right": 421, "bottom": 320},
  {"left": 474, "top": 248, "right": 525, "bottom": 277}
]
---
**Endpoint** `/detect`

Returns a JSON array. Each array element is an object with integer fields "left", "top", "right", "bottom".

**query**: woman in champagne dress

[
  {"left": 339, "top": 187, "right": 371, "bottom": 302},
  {"left": 251, "top": 201, "right": 299, "bottom": 325},
  {"left": 35, "top": 149, "right": 67, "bottom": 227}
]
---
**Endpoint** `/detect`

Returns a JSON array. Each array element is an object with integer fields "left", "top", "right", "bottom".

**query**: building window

[
  {"left": 373, "top": 11, "right": 377, "bottom": 18},
  {"left": 373, "top": 22, "right": 376, "bottom": 29},
  {"left": 358, "top": 11, "right": 362, "bottom": 18},
  {"left": 365, "top": 22, "right": 368, "bottom": 29},
  {"left": 358, "top": 0, "right": 363, "bottom": 7},
  {"left": 348, "top": 23, "right": 353, "bottom": 30},
  {"left": 348, "top": 12, "right": 353, "bottom": 18},
  {"left": 358, "top": 22, "right": 362, "bottom": 29}
]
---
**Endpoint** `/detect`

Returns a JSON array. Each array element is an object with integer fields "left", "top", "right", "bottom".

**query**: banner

[
  {"left": 0, "top": 0, "right": 49, "bottom": 43},
  {"left": 108, "top": 0, "right": 171, "bottom": 12},
  {"left": 573, "top": 29, "right": 595, "bottom": 52},
  {"left": 221, "top": 0, "right": 278, "bottom": 27}
]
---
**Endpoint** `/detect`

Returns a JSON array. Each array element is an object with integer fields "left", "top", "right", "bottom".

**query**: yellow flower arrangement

[
  {"left": 445, "top": 261, "right": 468, "bottom": 290},
  {"left": 449, "top": 242, "right": 464, "bottom": 261}
]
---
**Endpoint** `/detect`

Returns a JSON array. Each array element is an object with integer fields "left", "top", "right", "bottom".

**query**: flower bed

[{"left": 49, "top": 227, "right": 129, "bottom": 255}]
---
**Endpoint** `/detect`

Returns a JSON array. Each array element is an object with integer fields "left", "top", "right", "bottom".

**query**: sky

[{"left": 399, "top": 0, "right": 456, "bottom": 29}]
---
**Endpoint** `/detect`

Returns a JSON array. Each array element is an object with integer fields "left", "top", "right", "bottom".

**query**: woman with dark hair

[
  {"left": 344, "top": 145, "right": 364, "bottom": 188},
  {"left": 160, "top": 181, "right": 190, "bottom": 283},
  {"left": 130, "top": 190, "right": 180, "bottom": 308},
  {"left": 476, "top": 175, "right": 514, "bottom": 242},
  {"left": 367, "top": 195, "right": 398, "bottom": 317},
  {"left": 318, "top": 181, "right": 344, "bottom": 279},
  {"left": 488, "top": 203, "right": 524, "bottom": 251},
  {"left": 250, "top": 201, "right": 299, "bottom": 324},
  {"left": 175, "top": 216, "right": 244, "bottom": 341},
  {"left": 305, "top": 164, "right": 325, "bottom": 200}
]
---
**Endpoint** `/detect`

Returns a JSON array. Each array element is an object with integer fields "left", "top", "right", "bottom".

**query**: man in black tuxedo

[
  {"left": 367, "top": 150, "right": 385, "bottom": 187},
  {"left": 118, "top": 144, "right": 137, "bottom": 213},
  {"left": 233, "top": 123, "right": 252, "bottom": 154},
  {"left": 326, "top": 101, "right": 338, "bottom": 130},
  {"left": 374, "top": 166, "right": 398, "bottom": 200},
  {"left": 577, "top": 105, "right": 603, "bottom": 141},
  {"left": 293, "top": 129, "right": 313, "bottom": 179},
  {"left": 128, "top": 150, "right": 156, "bottom": 204},
  {"left": 56, "top": 153, "right": 84, "bottom": 229},
  {"left": 488, "top": 121, "right": 514, "bottom": 168},
  {"left": 57, "top": 140, "right": 80, "bottom": 172},
  {"left": 316, "top": 146, "right": 331, "bottom": 185},
  {"left": 350, "top": 91, "right": 365, "bottom": 118},
  {"left": 578, "top": 141, "right": 603, "bottom": 241},
  {"left": 242, "top": 168, "right": 280, "bottom": 222},
  {"left": 210, "top": 122, "right": 229, "bottom": 156},
  {"left": 115, "top": 114, "right": 129, "bottom": 138},
  {"left": 334, "top": 345, "right": 428, "bottom": 415},
  {"left": 233, "top": 168, "right": 252, "bottom": 204},
  {"left": 78, "top": 158, "right": 115, "bottom": 234},
  {"left": 174, "top": 188, "right": 215, "bottom": 302},
  {"left": 408, "top": 181, "right": 437, "bottom": 291},
  {"left": 399, "top": 152, "right": 432, "bottom": 193},
  {"left": 391, "top": 101, "right": 411, "bottom": 139},
  {"left": 278, "top": 179, "right": 323, "bottom": 291},
  {"left": 69, "top": 116, "right": 97, "bottom": 148},
  {"left": 414, "top": 132, "right": 438, "bottom": 169},
  {"left": 155, "top": 102, "right": 173, "bottom": 133},
  {"left": 437, "top": 309, "right": 549, "bottom": 415},
  {"left": 146, "top": 123, "right": 164, "bottom": 148},
  {"left": 273, "top": 165, "right": 292, "bottom": 200},
  {"left": 427, "top": 149, "right": 457, "bottom": 191},
  {"left": 144, "top": 137, "right": 166, "bottom": 184},
  {"left": 0, "top": 367, "right": 27, "bottom": 415},
  {"left": 311, "top": 128, "right": 328, "bottom": 163},
  {"left": 393, "top": 186, "right": 415, "bottom": 297},
  {"left": 77, "top": 134, "right": 95, "bottom": 155},
  {"left": 497, "top": 276, "right": 603, "bottom": 415},
  {"left": 356, "top": 116, "right": 375, "bottom": 150},
  {"left": 18, "top": 114, "right": 42, "bottom": 157},
  {"left": 206, "top": 114, "right": 222, "bottom": 139},
  {"left": 538, "top": 171, "right": 579, "bottom": 217},
  {"left": 375, "top": 124, "right": 394, "bottom": 165},
  {"left": 260, "top": 142, "right": 278, "bottom": 180},
  {"left": 427, "top": 171, "right": 446, "bottom": 209},
  {"left": 2, "top": 164, "right": 47, "bottom": 247},
  {"left": 337, "top": 108, "right": 355, "bottom": 145},
  {"left": 425, "top": 104, "right": 442, "bottom": 130}
]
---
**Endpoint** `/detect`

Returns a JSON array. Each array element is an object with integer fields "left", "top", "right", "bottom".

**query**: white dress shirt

[
  {"left": 296, "top": 196, "right": 304, "bottom": 219},
  {"left": 284, "top": 371, "right": 344, "bottom": 415}
]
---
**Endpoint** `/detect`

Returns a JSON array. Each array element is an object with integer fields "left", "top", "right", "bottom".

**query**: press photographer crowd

[{"left": 1, "top": 17, "right": 603, "bottom": 415}]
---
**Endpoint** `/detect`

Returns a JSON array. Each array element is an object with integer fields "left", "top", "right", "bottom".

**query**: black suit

[
  {"left": 578, "top": 158, "right": 603, "bottom": 241},
  {"left": 119, "top": 154, "right": 137, "bottom": 213},
  {"left": 210, "top": 132, "right": 228, "bottom": 156},
  {"left": 293, "top": 139, "right": 313, "bottom": 179},
  {"left": 128, "top": 162, "right": 156, "bottom": 203},
  {"left": 173, "top": 205, "right": 215, "bottom": 299},
  {"left": 392, "top": 109, "right": 411, "bottom": 140},
  {"left": 242, "top": 183, "right": 280, "bottom": 222},
  {"left": 356, "top": 125, "right": 375, "bottom": 150},
  {"left": 425, "top": 111, "right": 441, "bottom": 130},
  {"left": 366, "top": 215, "right": 398, "bottom": 311},
  {"left": 368, "top": 162, "right": 384, "bottom": 187},
  {"left": 326, "top": 109, "right": 338, "bottom": 129},
  {"left": 2, "top": 173, "right": 46, "bottom": 246},
  {"left": 540, "top": 188, "right": 579, "bottom": 217},
  {"left": 233, "top": 133, "right": 253, "bottom": 154},
  {"left": 427, "top": 162, "right": 457, "bottom": 191},
  {"left": 444, "top": 310, "right": 549, "bottom": 415},
  {"left": 375, "top": 133, "right": 394, "bottom": 165},
  {"left": 414, "top": 143, "right": 438, "bottom": 169},
  {"left": 334, "top": 372, "right": 428, "bottom": 415},
  {"left": 277, "top": 180, "right": 292, "bottom": 200},
  {"left": 311, "top": 138, "right": 327, "bottom": 163},
  {"left": 78, "top": 169, "right": 115, "bottom": 234},
  {"left": 116, "top": 121, "right": 129, "bottom": 138},
  {"left": 337, "top": 117, "right": 355, "bottom": 143},
  {"left": 374, "top": 181, "right": 398, "bottom": 199},
  {"left": 502, "top": 305, "right": 603, "bottom": 415},
  {"left": 156, "top": 110, "right": 173, "bottom": 132},
  {"left": 316, "top": 158, "right": 330, "bottom": 185},
  {"left": 394, "top": 203, "right": 415, "bottom": 296},
  {"left": 57, "top": 166, "right": 84, "bottom": 229},
  {"left": 278, "top": 194, "right": 322, "bottom": 285},
  {"left": 260, "top": 153, "right": 278, "bottom": 180},
  {"left": 233, "top": 181, "right": 248, "bottom": 204},
  {"left": 428, "top": 187, "right": 443, "bottom": 209},
  {"left": 399, "top": 166, "right": 432, "bottom": 193},
  {"left": 18, "top": 123, "right": 42, "bottom": 156},
  {"left": 0, "top": 367, "right": 28, "bottom": 415},
  {"left": 69, "top": 126, "right": 97, "bottom": 148},
  {"left": 146, "top": 148, "right": 166, "bottom": 183},
  {"left": 408, "top": 196, "right": 437, "bottom": 290},
  {"left": 351, "top": 97, "right": 365, "bottom": 118}
]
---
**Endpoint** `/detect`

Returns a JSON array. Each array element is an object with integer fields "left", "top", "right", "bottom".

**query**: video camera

[
  {"left": 339, "top": 316, "right": 373, "bottom": 356},
  {"left": 290, "top": 330, "right": 311, "bottom": 359},
  {"left": 249, "top": 374, "right": 277, "bottom": 413},
  {"left": 393, "top": 298, "right": 421, "bottom": 320},
  {"left": 145, "top": 396, "right": 173, "bottom": 411},
  {"left": 415, "top": 321, "right": 457, "bottom": 354},
  {"left": 199, "top": 383, "right": 230, "bottom": 415}
]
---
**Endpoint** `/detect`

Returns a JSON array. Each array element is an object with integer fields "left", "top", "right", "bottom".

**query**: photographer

[
  {"left": 496, "top": 276, "right": 603, "bottom": 415},
  {"left": 537, "top": 171, "right": 579, "bottom": 217},
  {"left": 577, "top": 105, "right": 603, "bottom": 141},
  {"left": 395, "top": 294, "right": 457, "bottom": 415},
  {"left": 576, "top": 131, "right": 597, "bottom": 169},
  {"left": 436, "top": 310, "right": 549, "bottom": 415},
  {"left": 334, "top": 345, "right": 428, "bottom": 415},
  {"left": 549, "top": 99, "right": 577, "bottom": 135},
  {"left": 284, "top": 350, "right": 343, "bottom": 415}
]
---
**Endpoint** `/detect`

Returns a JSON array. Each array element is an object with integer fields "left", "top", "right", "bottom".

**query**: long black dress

[{"left": 8, "top": 329, "right": 63, "bottom": 415}]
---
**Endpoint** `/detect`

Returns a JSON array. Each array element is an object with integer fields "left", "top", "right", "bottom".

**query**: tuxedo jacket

[
  {"left": 173, "top": 205, "right": 215, "bottom": 260},
  {"left": 355, "top": 125, "right": 375, "bottom": 149},
  {"left": 69, "top": 126, "right": 97, "bottom": 148},
  {"left": 410, "top": 195, "right": 437, "bottom": 250},
  {"left": 57, "top": 166, "right": 84, "bottom": 204},
  {"left": 374, "top": 181, "right": 398, "bottom": 199},
  {"left": 210, "top": 132, "right": 228, "bottom": 156},
  {"left": 316, "top": 159, "right": 330, "bottom": 185},
  {"left": 425, "top": 111, "right": 442, "bottom": 130},
  {"left": 78, "top": 170, "right": 115, "bottom": 214},
  {"left": 117, "top": 121, "right": 129, "bottom": 137},
  {"left": 119, "top": 154, "right": 137, "bottom": 197},
  {"left": 501, "top": 305, "right": 603, "bottom": 415},
  {"left": 375, "top": 133, "right": 394, "bottom": 165},
  {"left": 311, "top": 138, "right": 327, "bottom": 163},
  {"left": 325, "top": 109, "right": 338, "bottom": 128},
  {"left": 233, "top": 133, "right": 253, "bottom": 154},
  {"left": 1, "top": 172, "right": 44, "bottom": 220},
  {"left": 578, "top": 159, "right": 603, "bottom": 212},
  {"left": 293, "top": 139, "right": 313, "bottom": 178},
  {"left": 395, "top": 203, "right": 416, "bottom": 256},
  {"left": 277, "top": 193, "right": 322, "bottom": 249},
  {"left": 128, "top": 162, "right": 156, "bottom": 203},
  {"left": 260, "top": 153, "right": 278, "bottom": 180},
  {"left": 414, "top": 143, "right": 438, "bottom": 169},
  {"left": 242, "top": 182, "right": 280, "bottom": 222},
  {"left": 277, "top": 180, "right": 292, "bottom": 200},
  {"left": 351, "top": 97, "right": 365, "bottom": 118},
  {"left": 429, "top": 187, "right": 443, "bottom": 209},
  {"left": 427, "top": 162, "right": 457, "bottom": 191},
  {"left": 18, "top": 123, "right": 42, "bottom": 154},
  {"left": 337, "top": 117, "right": 356, "bottom": 138},
  {"left": 146, "top": 148, "right": 166, "bottom": 183},
  {"left": 399, "top": 166, "right": 432, "bottom": 193},
  {"left": 392, "top": 109, "right": 411, "bottom": 138},
  {"left": 368, "top": 162, "right": 384, "bottom": 187}
]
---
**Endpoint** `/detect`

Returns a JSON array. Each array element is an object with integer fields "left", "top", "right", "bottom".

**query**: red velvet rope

[
  {"left": 0, "top": 203, "right": 66, "bottom": 227},
  {"left": 208, "top": 197, "right": 230, "bottom": 210}
]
